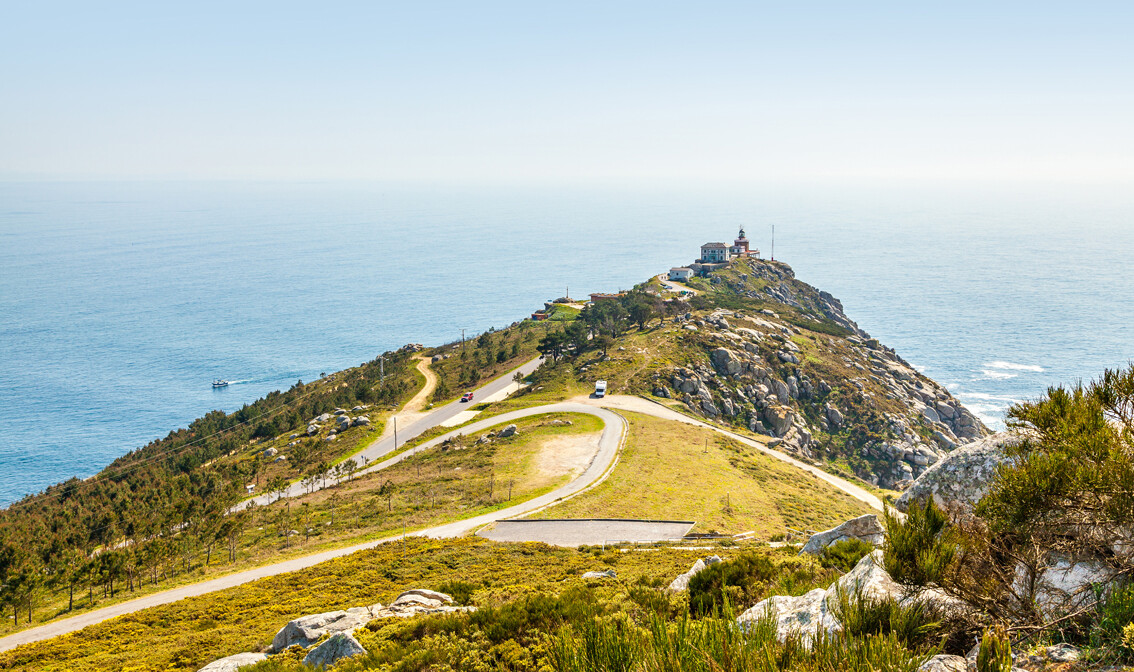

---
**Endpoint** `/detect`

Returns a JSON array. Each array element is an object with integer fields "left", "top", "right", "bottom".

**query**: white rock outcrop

[
  {"left": 197, "top": 652, "right": 268, "bottom": 672},
  {"left": 582, "top": 569, "right": 617, "bottom": 579},
  {"left": 397, "top": 588, "right": 454, "bottom": 604},
  {"left": 895, "top": 432, "right": 1025, "bottom": 513},
  {"left": 737, "top": 551, "right": 964, "bottom": 646},
  {"left": 916, "top": 654, "right": 967, "bottom": 672},
  {"left": 799, "top": 514, "right": 885, "bottom": 556},
  {"left": 302, "top": 631, "right": 367, "bottom": 668},
  {"left": 667, "top": 555, "right": 722, "bottom": 592},
  {"left": 269, "top": 606, "right": 378, "bottom": 652}
]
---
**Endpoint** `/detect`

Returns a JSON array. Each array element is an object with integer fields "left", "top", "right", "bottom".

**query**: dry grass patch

[{"left": 532, "top": 412, "right": 872, "bottom": 536}]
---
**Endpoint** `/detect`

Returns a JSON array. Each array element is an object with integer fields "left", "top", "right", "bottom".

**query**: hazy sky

[{"left": 2, "top": 1, "right": 1131, "bottom": 184}]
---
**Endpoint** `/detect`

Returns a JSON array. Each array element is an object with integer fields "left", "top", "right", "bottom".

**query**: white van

[{"left": 594, "top": 380, "right": 607, "bottom": 398}]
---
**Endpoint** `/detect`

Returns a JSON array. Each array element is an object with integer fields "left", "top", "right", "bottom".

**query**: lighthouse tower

[{"left": 729, "top": 226, "right": 751, "bottom": 257}]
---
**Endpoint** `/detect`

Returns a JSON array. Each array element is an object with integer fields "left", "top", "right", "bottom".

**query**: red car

[{"left": 460, "top": 392, "right": 474, "bottom": 403}]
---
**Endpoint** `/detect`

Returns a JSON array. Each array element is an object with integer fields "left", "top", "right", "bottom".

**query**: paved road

[
  {"left": 0, "top": 402, "right": 623, "bottom": 654},
  {"left": 655, "top": 273, "right": 699, "bottom": 295},
  {"left": 245, "top": 356, "right": 543, "bottom": 507},
  {"left": 480, "top": 519, "right": 695, "bottom": 546}
]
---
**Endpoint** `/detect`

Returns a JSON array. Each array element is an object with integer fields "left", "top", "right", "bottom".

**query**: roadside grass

[
  {"left": 531, "top": 412, "right": 872, "bottom": 536},
  {"left": 0, "top": 537, "right": 711, "bottom": 672},
  {"left": 0, "top": 414, "right": 601, "bottom": 644}
]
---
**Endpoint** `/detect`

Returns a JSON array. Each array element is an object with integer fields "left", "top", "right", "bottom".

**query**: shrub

[
  {"left": 976, "top": 624, "right": 1012, "bottom": 672},
  {"left": 883, "top": 500, "right": 957, "bottom": 588},
  {"left": 819, "top": 538, "right": 874, "bottom": 573},
  {"left": 436, "top": 580, "right": 479, "bottom": 605},
  {"left": 688, "top": 552, "right": 832, "bottom": 617},
  {"left": 554, "top": 615, "right": 642, "bottom": 672},
  {"left": 1092, "top": 581, "right": 1134, "bottom": 661},
  {"left": 830, "top": 584, "right": 943, "bottom": 650}
]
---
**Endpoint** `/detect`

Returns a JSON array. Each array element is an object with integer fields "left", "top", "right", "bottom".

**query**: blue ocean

[{"left": 2, "top": 181, "right": 1132, "bottom": 506}]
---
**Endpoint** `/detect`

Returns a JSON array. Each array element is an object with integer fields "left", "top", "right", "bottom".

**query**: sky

[{"left": 1, "top": 1, "right": 1131, "bottom": 185}]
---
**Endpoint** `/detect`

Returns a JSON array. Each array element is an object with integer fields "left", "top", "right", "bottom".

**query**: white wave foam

[
  {"left": 984, "top": 361, "right": 1044, "bottom": 372},
  {"left": 955, "top": 391, "right": 1022, "bottom": 404},
  {"left": 980, "top": 369, "right": 1018, "bottom": 380}
]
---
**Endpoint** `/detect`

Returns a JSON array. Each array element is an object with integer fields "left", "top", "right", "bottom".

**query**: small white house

[{"left": 668, "top": 267, "right": 694, "bottom": 281}]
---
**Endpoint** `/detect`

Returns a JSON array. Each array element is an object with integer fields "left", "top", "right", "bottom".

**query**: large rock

[
  {"left": 799, "top": 515, "right": 885, "bottom": 556},
  {"left": 895, "top": 432, "right": 1024, "bottom": 513},
  {"left": 353, "top": 415, "right": 371, "bottom": 426},
  {"left": 337, "top": 415, "right": 352, "bottom": 431},
  {"left": 737, "top": 551, "right": 901, "bottom": 645},
  {"left": 392, "top": 592, "right": 447, "bottom": 609},
  {"left": 269, "top": 607, "right": 376, "bottom": 652},
  {"left": 667, "top": 555, "right": 722, "bottom": 592},
  {"left": 763, "top": 405, "right": 795, "bottom": 437},
  {"left": 197, "top": 653, "right": 267, "bottom": 672},
  {"left": 1026, "top": 557, "right": 1117, "bottom": 619},
  {"left": 829, "top": 550, "right": 902, "bottom": 603},
  {"left": 396, "top": 588, "right": 454, "bottom": 604},
  {"left": 498, "top": 424, "right": 517, "bottom": 438},
  {"left": 736, "top": 550, "right": 969, "bottom": 646},
  {"left": 737, "top": 588, "right": 834, "bottom": 644},
  {"left": 314, "top": 413, "right": 333, "bottom": 423},
  {"left": 302, "top": 631, "right": 367, "bottom": 668},
  {"left": 825, "top": 404, "right": 843, "bottom": 428},
  {"left": 711, "top": 348, "right": 744, "bottom": 376}
]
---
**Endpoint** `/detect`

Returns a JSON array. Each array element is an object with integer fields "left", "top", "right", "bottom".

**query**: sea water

[{"left": 2, "top": 180, "right": 1131, "bottom": 506}]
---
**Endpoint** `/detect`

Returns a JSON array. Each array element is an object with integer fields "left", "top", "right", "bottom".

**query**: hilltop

[{"left": 508, "top": 256, "right": 988, "bottom": 491}]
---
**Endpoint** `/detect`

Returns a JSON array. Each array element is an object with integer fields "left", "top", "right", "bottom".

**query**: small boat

[{"left": 213, "top": 379, "right": 229, "bottom": 388}]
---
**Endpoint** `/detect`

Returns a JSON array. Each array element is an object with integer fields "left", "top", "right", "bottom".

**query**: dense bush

[
  {"left": 687, "top": 552, "right": 832, "bottom": 617},
  {"left": 830, "top": 584, "right": 943, "bottom": 650},
  {"left": 818, "top": 538, "right": 874, "bottom": 573},
  {"left": 883, "top": 500, "right": 956, "bottom": 588}
]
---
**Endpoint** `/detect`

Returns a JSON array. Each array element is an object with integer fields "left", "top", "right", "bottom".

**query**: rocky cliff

[{"left": 646, "top": 258, "right": 989, "bottom": 489}]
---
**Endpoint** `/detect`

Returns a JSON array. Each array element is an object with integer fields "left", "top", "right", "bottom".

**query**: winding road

[
  {"left": 244, "top": 356, "right": 543, "bottom": 507},
  {"left": 0, "top": 363, "right": 881, "bottom": 653}
]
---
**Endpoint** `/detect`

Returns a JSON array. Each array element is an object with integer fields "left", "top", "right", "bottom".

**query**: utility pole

[{"left": 393, "top": 416, "right": 398, "bottom": 449}]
